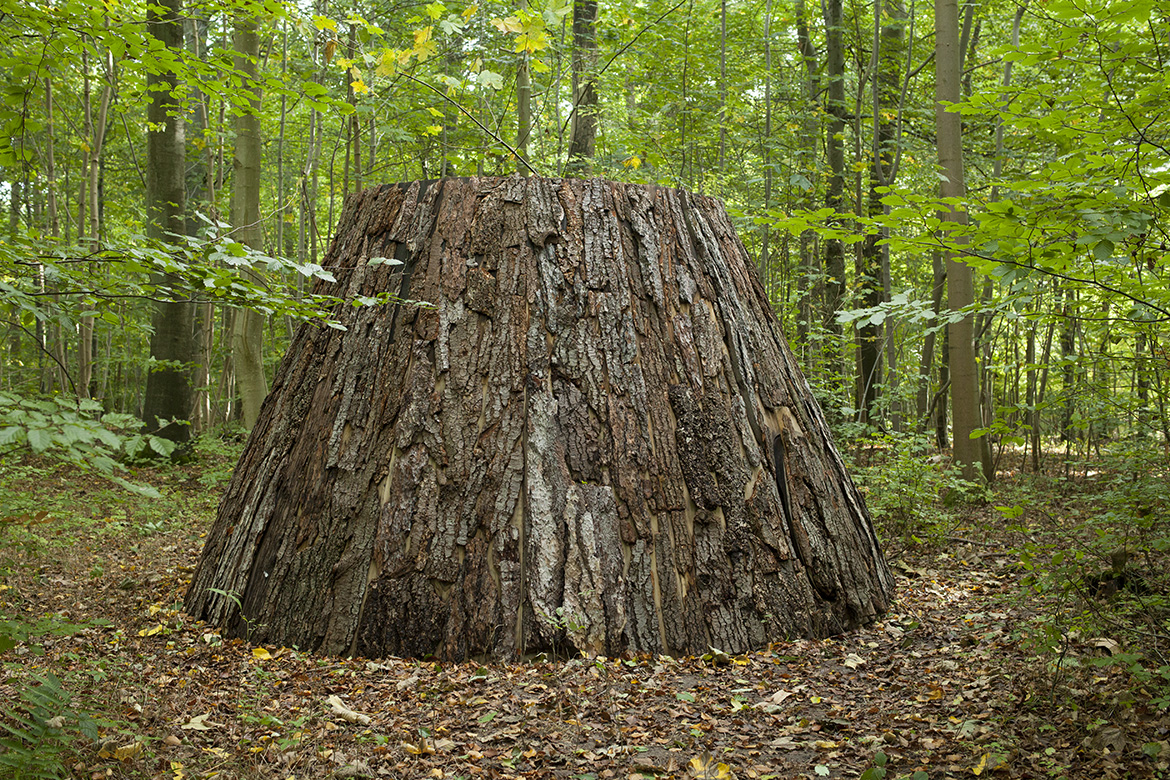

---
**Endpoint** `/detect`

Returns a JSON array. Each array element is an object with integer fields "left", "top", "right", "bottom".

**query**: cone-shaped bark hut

[{"left": 186, "top": 176, "right": 893, "bottom": 660}]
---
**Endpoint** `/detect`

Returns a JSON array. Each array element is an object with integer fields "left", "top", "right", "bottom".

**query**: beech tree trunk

[
  {"left": 186, "top": 176, "right": 893, "bottom": 661},
  {"left": 142, "top": 0, "right": 195, "bottom": 446}
]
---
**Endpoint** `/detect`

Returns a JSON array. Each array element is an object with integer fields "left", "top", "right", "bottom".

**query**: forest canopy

[{"left": 0, "top": 0, "right": 1166, "bottom": 472}]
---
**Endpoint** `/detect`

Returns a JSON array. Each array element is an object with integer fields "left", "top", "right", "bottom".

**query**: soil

[{"left": 2, "top": 456, "right": 1168, "bottom": 780}]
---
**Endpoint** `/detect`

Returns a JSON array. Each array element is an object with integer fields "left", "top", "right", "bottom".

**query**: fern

[{"left": 0, "top": 673, "right": 95, "bottom": 779}]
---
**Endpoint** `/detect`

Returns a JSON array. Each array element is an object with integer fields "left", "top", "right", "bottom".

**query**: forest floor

[{"left": 1, "top": 441, "right": 1169, "bottom": 780}]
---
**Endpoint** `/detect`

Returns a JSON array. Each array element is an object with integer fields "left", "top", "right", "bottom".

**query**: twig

[{"left": 398, "top": 71, "right": 540, "bottom": 177}]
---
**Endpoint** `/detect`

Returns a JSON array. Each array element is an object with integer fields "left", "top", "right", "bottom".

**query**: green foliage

[
  {"left": 850, "top": 432, "right": 978, "bottom": 544},
  {"left": 0, "top": 673, "right": 98, "bottom": 780},
  {"left": 0, "top": 393, "right": 173, "bottom": 497},
  {"left": 1007, "top": 443, "right": 1170, "bottom": 702}
]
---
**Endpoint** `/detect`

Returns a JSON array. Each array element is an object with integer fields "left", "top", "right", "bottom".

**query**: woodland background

[
  {"left": 1, "top": 0, "right": 1169, "bottom": 776},
  {"left": 0, "top": 0, "right": 1166, "bottom": 473}
]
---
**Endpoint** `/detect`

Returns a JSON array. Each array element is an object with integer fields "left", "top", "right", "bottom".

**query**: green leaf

[
  {"left": 1093, "top": 238, "right": 1114, "bottom": 261},
  {"left": 26, "top": 427, "right": 51, "bottom": 454}
]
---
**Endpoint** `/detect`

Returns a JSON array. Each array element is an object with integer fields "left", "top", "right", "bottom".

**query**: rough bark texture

[{"left": 185, "top": 176, "right": 893, "bottom": 661}]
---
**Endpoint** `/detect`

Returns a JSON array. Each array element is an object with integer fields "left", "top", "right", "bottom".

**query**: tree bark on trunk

[
  {"left": 142, "top": 0, "right": 195, "bottom": 446},
  {"left": 935, "top": 0, "right": 986, "bottom": 481},
  {"left": 186, "top": 177, "right": 893, "bottom": 661},
  {"left": 230, "top": 7, "right": 268, "bottom": 430},
  {"left": 567, "top": 0, "right": 599, "bottom": 172},
  {"left": 822, "top": 0, "right": 847, "bottom": 385}
]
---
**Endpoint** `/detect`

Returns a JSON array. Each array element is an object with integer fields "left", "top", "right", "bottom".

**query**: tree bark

[
  {"left": 794, "top": 0, "right": 819, "bottom": 349},
  {"left": 142, "top": 0, "right": 195, "bottom": 446},
  {"left": 230, "top": 6, "right": 268, "bottom": 430},
  {"left": 823, "top": 0, "right": 847, "bottom": 382},
  {"left": 186, "top": 176, "right": 894, "bottom": 661},
  {"left": 567, "top": 0, "right": 599, "bottom": 172},
  {"left": 935, "top": 0, "right": 986, "bottom": 481},
  {"left": 858, "top": 0, "right": 905, "bottom": 427}
]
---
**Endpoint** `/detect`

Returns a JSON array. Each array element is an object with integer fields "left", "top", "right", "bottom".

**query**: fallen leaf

[
  {"left": 326, "top": 694, "right": 372, "bottom": 725},
  {"left": 113, "top": 741, "right": 143, "bottom": 761},
  {"left": 180, "top": 713, "right": 220, "bottom": 731},
  {"left": 253, "top": 647, "right": 273, "bottom": 660},
  {"left": 843, "top": 653, "right": 866, "bottom": 669}
]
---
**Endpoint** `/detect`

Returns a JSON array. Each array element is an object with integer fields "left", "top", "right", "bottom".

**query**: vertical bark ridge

[{"left": 186, "top": 176, "right": 893, "bottom": 660}]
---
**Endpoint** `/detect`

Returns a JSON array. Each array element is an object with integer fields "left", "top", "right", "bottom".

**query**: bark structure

[{"left": 186, "top": 176, "right": 893, "bottom": 661}]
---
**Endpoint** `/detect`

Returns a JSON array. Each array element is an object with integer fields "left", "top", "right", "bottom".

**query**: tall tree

[
  {"left": 793, "top": 0, "right": 820, "bottom": 348},
  {"left": 231, "top": 2, "right": 268, "bottom": 430},
  {"left": 141, "top": 0, "right": 195, "bottom": 446},
  {"left": 78, "top": 40, "right": 114, "bottom": 400},
  {"left": 566, "top": 0, "right": 599, "bottom": 172},
  {"left": 822, "top": 0, "right": 847, "bottom": 380},
  {"left": 935, "top": 0, "right": 987, "bottom": 481},
  {"left": 857, "top": 0, "right": 905, "bottom": 425}
]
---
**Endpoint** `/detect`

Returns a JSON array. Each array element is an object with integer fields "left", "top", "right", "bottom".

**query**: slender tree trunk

[
  {"left": 231, "top": 5, "right": 268, "bottom": 430},
  {"left": 142, "top": 0, "right": 195, "bottom": 447},
  {"left": 719, "top": 0, "right": 727, "bottom": 172},
  {"left": 1059, "top": 286, "right": 1077, "bottom": 442},
  {"left": 1033, "top": 313, "right": 1056, "bottom": 472},
  {"left": 759, "top": 0, "right": 773, "bottom": 286},
  {"left": 935, "top": 0, "right": 986, "bottom": 481},
  {"left": 858, "top": 0, "right": 905, "bottom": 427},
  {"left": 187, "top": 11, "right": 215, "bottom": 431},
  {"left": 823, "top": 0, "right": 847, "bottom": 386},
  {"left": 567, "top": 0, "right": 599, "bottom": 172},
  {"left": 42, "top": 75, "right": 63, "bottom": 394},
  {"left": 795, "top": 0, "right": 819, "bottom": 349},
  {"left": 516, "top": 0, "right": 532, "bottom": 172},
  {"left": 79, "top": 41, "right": 114, "bottom": 400}
]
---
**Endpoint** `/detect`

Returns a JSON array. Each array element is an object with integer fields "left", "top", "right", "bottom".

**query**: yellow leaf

[
  {"left": 462, "top": 4, "right": 477, "bottom": 18},
  {"left": 815, "top": 740, "right": 840, "bottom": 749},
  {"left": 414, "top": 26, "right": 433, "bottom": 46},
  {"left": 324, "top": 38, "right": 338, "bottom": 65},
  {"left": 253, "top": 647, "right": 273, "bottom": 660},
  {"left": 138, "top": 623, "right": 165, "bottom": 637},
  {"left": 427, "top": 107, "right": 444, "bottom": 117},
  {"left": 495, "top": 15, "right": 526, "bottom": 33},
  {"left": 622, "top": 155, "right": 642, "bottom": 170},
  {"left": 424, "top": 125, "right": 443, "bottom": 136},
  {"left": 376, "top": 48, "right": 398, "bottom": 77},
  {"left": 972, "top": 753, "right": 988, "bottom": 776},
  {"left": 114, "top": 741, "right": 143, "bottom": 761},
  {"left": 351, "top": 79, "right": 369, "bottom": 95}
]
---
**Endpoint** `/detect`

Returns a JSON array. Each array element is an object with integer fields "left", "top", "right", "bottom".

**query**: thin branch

[
  {"left": 1, "top": 317, "right": 79, "bottom": 398},
  {"left": 398, "top": 71, "right": 539, "bottom": 176}
]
